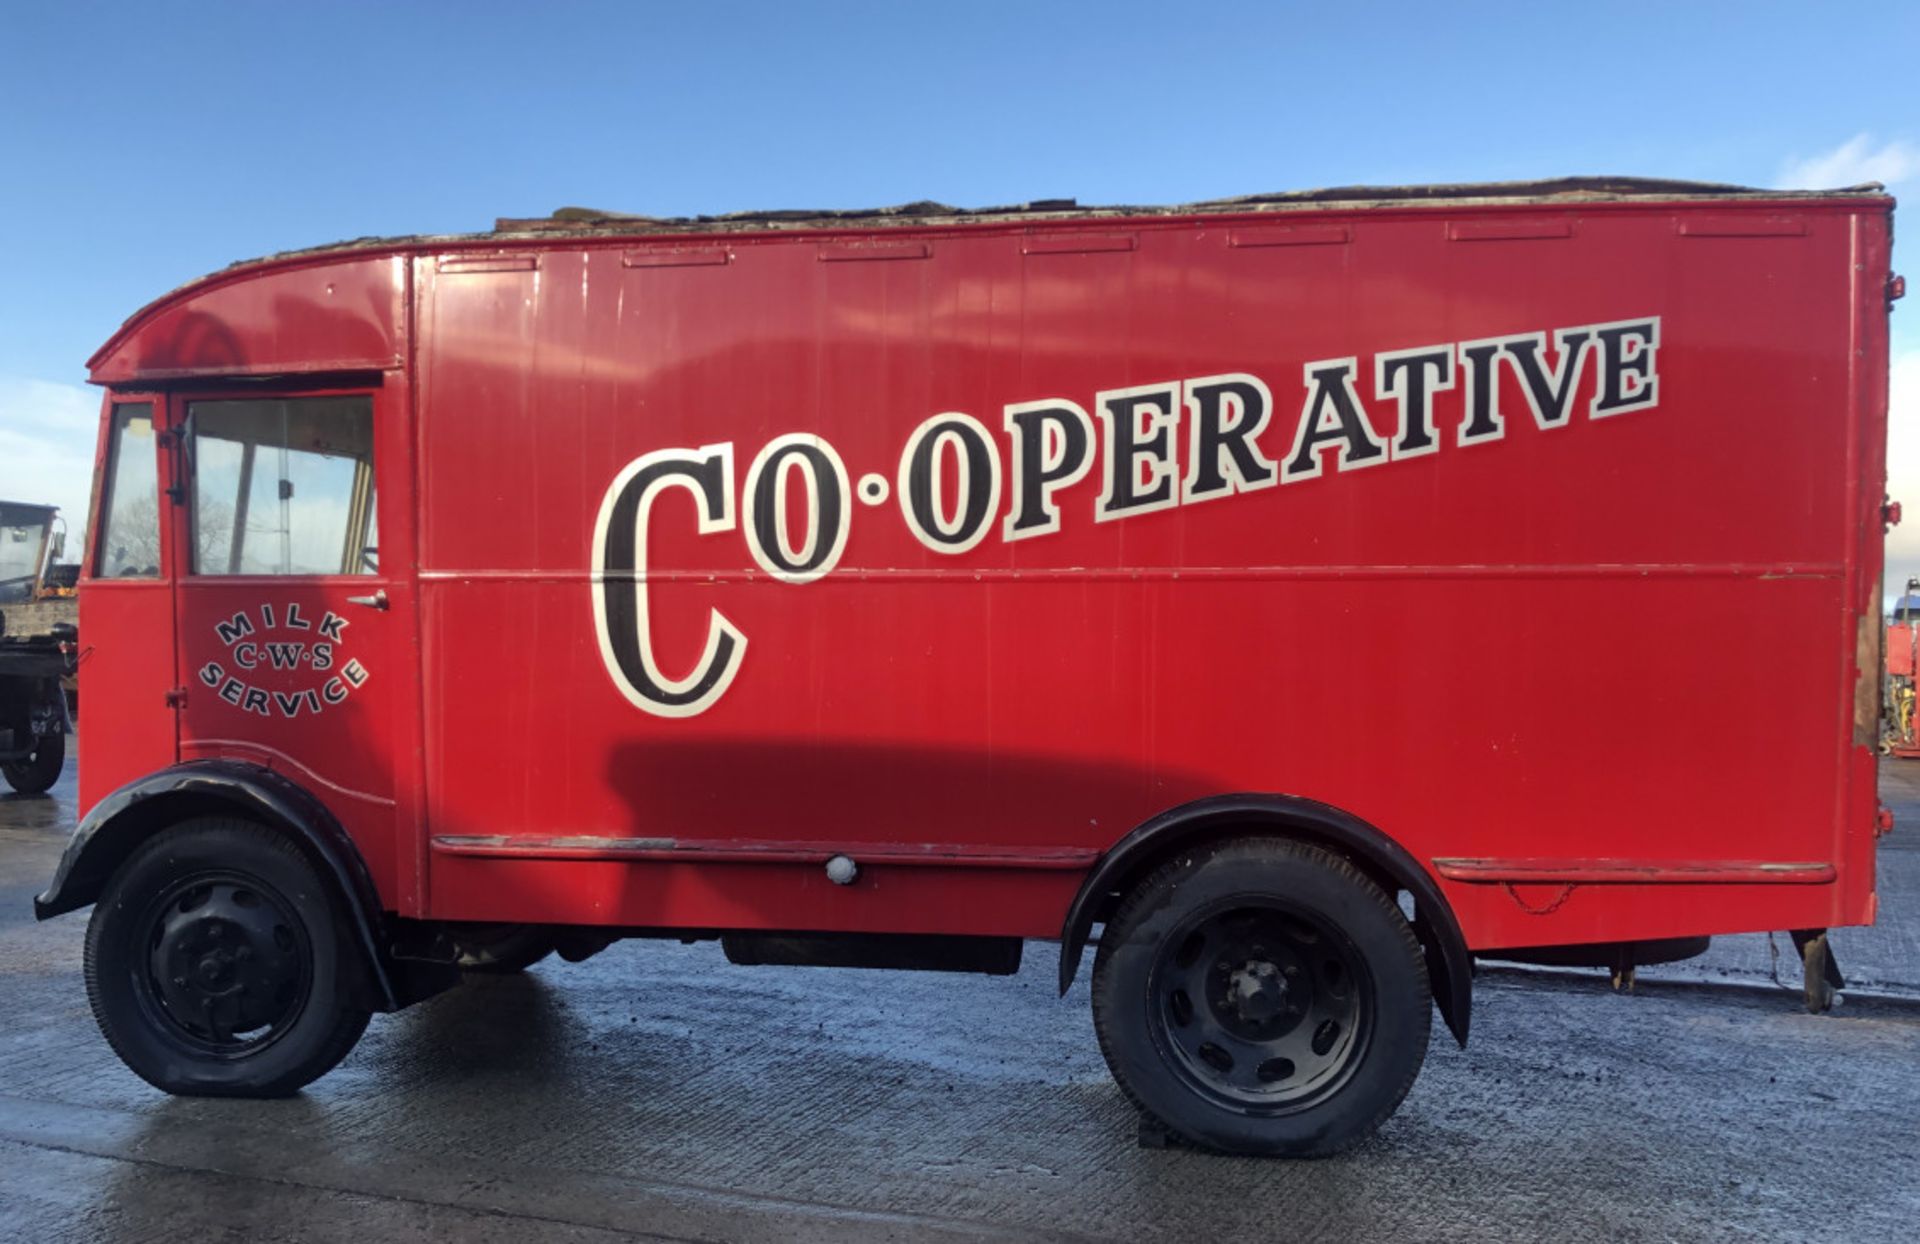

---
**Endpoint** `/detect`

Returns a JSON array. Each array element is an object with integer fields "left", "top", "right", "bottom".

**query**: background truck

[
  {"left": 34, "top": 177, "right": 1897, "bottom": 1156},
  {"left": 0, "top": 501, "right": 75, "bottom": 792},
  {"left": 1886, "top": 579, "right": 1920, "bottom": 757}
]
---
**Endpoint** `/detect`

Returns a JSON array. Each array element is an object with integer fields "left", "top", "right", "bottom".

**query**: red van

[{"left": 38, "top": 179, "right": 1897, "bottom": 1155}]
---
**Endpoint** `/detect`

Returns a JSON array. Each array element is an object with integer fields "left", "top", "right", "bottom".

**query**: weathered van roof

[
  {"left": 92, "top": 175, "right": 1891, "bottom": 379},
  {"left": 241, "top": 176, "right": 1889, "bottom": 269},
  {"left": 494, "top": 176, "right": 1886, "bottom": 233}
]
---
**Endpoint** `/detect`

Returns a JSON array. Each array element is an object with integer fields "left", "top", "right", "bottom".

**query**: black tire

[
  {"left": 84, "top": 818, "right": 372, "bottom": 1096},
  {"left": 1091, "top": 838, "right": 1431, "bottom": 1157},
  {"left": 451, "top": 924, "right": 555, "bottom": 974},
  {"left": 2, "top": 730, "right": 64, "bottom": 795}
]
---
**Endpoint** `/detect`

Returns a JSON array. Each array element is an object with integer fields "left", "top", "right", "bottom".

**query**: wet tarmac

[{"left": 1, "top": 746, "right": 1916, "bottom": 1241}]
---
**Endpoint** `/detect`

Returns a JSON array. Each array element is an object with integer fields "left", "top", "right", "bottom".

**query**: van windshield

[{"left": 188, "top": 396, "right": 377, "bottom": 576}]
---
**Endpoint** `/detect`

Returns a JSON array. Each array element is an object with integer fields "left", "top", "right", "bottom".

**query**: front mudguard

[{"left": 36, "top": 759, "right": 451, "bottom": 1011}]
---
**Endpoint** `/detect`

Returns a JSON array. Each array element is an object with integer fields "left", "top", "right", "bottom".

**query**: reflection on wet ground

[{"left": 1, "top": 747, "right": 1915, "bottom": 1241}]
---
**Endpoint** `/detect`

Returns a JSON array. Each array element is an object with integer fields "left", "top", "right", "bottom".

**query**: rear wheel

[
  {"left": 1091, "top": 838, "right": 1431, "bottom": 1156},
  {"left": 84, "top": 818, "right": 372, "bottom": 1096},
  {"left": 450, "top": 923, "right": 555, "bottom": 974},
  {"left": 2, "top": 730, "right": 64, "bottom": 794}
]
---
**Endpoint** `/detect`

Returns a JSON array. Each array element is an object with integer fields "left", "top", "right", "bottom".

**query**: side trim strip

[
  {"left": 431, "top": 835, "right": 1098, "bottom": 870},
  {"left": 419, "top": 561, "right": 1846, "bottom": 585},
  {"left": 1432, "top": 858, "right": 1836, "bottom": 885}
]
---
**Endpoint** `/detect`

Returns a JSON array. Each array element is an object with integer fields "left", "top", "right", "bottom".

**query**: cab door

[
  {"left": 169, "top": 383, "right": 413, "bottom": 899},
  {"left": 78, "top": 395, "right": 178, "bottom": 809}
]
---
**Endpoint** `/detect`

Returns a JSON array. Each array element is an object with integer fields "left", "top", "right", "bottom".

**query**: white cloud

[
  {"left": 0, "top": 376, "right": 101, "bottom": 539},
  {"left": 1776, "top": 134, "right": 1920, "bottom": 190}
]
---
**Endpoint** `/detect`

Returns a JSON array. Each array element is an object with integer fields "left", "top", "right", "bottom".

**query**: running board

[{"left": 721, "top": 932, "right": 1023, "bottom": 976}]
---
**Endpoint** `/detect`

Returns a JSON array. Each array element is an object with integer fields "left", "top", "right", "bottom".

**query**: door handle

[{"left": 346, "top": 590, "right": 389, "bottom": 611}]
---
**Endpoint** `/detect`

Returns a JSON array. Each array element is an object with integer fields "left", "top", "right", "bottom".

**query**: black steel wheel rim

[
  {"left": 130, "top": 869, "right": 314, "bottom": 1057},
  {"left": 1145, "top": 896, "right": 1373, "bottom": 1113}
]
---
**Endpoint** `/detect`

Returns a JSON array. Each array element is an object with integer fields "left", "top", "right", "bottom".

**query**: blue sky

[{"left": 2, "top": 0, "right": 1916, "bottom": 574}]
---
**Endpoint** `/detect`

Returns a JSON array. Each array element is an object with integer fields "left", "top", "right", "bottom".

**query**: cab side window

[
  {"left": 188, "top": 397, "right": 377, "bottom": 576},
  {"left": 0, "top": 507, "right": 49, "bottom": 601},
  {"left": 95, "top": 402, "right": 161, "bottom": 578}
]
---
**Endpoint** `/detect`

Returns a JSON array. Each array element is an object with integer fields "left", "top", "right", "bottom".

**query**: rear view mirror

[{"left": 50, "top": 532, "right": 65, "bottom": 560}]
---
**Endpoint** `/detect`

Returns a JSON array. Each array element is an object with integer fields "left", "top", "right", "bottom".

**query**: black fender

[
  {"left": 1057, "top": 793, "right": 1473, "bottom": 1047},
  {"left": 34, "top": 759, "right": 408, "bottom": 1011}
]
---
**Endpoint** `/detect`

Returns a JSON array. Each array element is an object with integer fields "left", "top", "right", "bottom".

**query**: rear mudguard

[
  {"left": 1057, "top": 793, "right": 1473, "bottom": 1046},
  {"left": 35, "top": 759, "right": 431, "bottom": 1011}
]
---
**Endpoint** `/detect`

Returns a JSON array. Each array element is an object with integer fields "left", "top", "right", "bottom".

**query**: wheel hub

[
  {"left": 1226, "top": 959, "right": 1287, "bottom": 1023},
  {"left": 1209, "top": 941, "right": 1311, "bottom": 1040},
  {"left": 1152, "top": 904, "right": 1369, "bottom": 1110},
  {"left": 142, "top": 878, "right": 309, "bottom": 1050},
  {"left": 194, "top": 947, "right": 237, "bottom": 990}
]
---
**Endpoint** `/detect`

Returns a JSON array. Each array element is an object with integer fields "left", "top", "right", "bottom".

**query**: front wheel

[
  {"left": 84, "top": 818, "right": 372, "bottom": 1096},
  {"left": 2, "top": 730, "right": 64, "bottom": 794},
  {"left": 1091, "top": 838, "right": 1431, "bottom": 1156}
]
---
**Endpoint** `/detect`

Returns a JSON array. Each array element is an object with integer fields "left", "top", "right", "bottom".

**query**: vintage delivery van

[{"left": 37, "top": 178, "right": 1898, "bottom": 1155}]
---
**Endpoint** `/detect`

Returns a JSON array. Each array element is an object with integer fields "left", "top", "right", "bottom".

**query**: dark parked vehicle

[{"left": 0, "top": 501, "right": 75, "bottom": 793}]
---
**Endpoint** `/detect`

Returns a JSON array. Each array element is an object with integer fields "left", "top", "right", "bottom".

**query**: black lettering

[
  {"left": 1285, "top": 360, "right": 1387, "bottom": 480},
  {"left": 900, "top": 414, "right": 1001, "bottom": 552},
  {"left": 242, "top": 687, "right": 272, "bottom": 717},
  {"left": 215, "top": 612, "right": 254, "bottom": 647},
  {"left": 1003, "top": 401, "right": 1094, "bottom": 540},
  {"left": 1502, "top": 329, "right": 1595, "bottom": 430},
  {"left": 1591, "top": 319, "right": 1660, "bottom": 417},
  {"left": 342, "top": 658, "right": 369, "bottom": 688},
  {"left": 745, "top": 435, "right": 849, "bottom": 583},
  {"left": 1457, "top": 342, "right": 1504, "bottom": 444},
  {"left": 218, "top": 677, "right": 245, "bottom": 706},
  {"left": 285, "top": 602, "right": 310, "bottom": 631},
  {"left": 321, "top": 677, "right": 348, "bottom": 705},
  {"left": 317, "top": 611, "right": 347, "bottom": 642},
  {"left": 266, "top": 642, "right": 305, "bottom": 670},
  {"left": 1183, "top": 375, "right": 1277, "bottom": 502},
  {"left": 311, "top": 643, "right": 333, "bottom": 672},
  {"left": 198, "top": 662, "right": 223, "bottom": 688},
  {"left": 273, "top": 691, "right": 306, "bottom": 718},
  {"left": 1096, "top": 384, "right": 1180, "bottom": 519},
  {"left": 1376, "top": 347, "right": 1455, "bottom": 458},
  {"left": 592, "top": 444, "right": 746, "bottom": 718}
]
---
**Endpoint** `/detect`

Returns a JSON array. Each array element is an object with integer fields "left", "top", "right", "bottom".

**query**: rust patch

[{"left": 1857, "top": 609, "right": 1882, "bottom": 748}]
